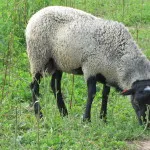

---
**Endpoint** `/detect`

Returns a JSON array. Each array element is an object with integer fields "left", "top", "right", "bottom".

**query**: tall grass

[{"left": 0, "top": 0, "right": 150, "bottom": 149}]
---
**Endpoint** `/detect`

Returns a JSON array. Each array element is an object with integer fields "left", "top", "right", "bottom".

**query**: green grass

[{"left": 0, "top": 0, "right": 150, "bottom": 149}]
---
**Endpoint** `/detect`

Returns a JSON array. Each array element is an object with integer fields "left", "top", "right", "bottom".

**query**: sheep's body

[
  {"left": 26, "top": 6, "right": 150, "bottom": 124},
  {"left": 26, "top": 6, "right": 150, "bottom": 90}
]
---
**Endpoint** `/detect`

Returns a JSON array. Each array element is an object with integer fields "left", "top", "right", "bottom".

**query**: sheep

[{"left": 26, "top": 6, "right": 150, "bottom": 125}]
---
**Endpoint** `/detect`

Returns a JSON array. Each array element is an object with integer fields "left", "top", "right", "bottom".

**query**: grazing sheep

[{"left": 26, "top": 6, "right": 150, "bottom": 124}]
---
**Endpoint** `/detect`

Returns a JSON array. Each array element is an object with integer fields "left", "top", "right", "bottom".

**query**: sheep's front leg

[
  {"left": 51, "top": 70, "right": 68, "bottom": 116},
  {"left": 83, "top": 76, "right": 96, "bottom": 121},
  {"left": 30, "top": 72, "right": 43, "bottom": 119},
  {"left": 100, "top": 84, "right": 110, "bottom": 122}
]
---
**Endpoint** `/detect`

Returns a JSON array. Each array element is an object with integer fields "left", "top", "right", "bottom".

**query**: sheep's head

[{"left": 122, "top": 80, "right": 150, "bottom": 125}]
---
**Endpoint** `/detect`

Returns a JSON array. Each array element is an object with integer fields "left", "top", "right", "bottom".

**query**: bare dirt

[
  {"left": 128, "top": 141, "right": 150, "bottom": 150},
  {"left": 137, "top": 141, "right": 150, "bottom": 150}
]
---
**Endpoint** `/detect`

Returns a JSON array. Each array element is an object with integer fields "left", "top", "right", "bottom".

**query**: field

[{"left": 0, "top": 0, "right": 150, "bottom": 149}]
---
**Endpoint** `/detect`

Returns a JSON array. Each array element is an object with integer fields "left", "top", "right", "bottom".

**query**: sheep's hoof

[
  {"left": 35, "top": 112, "right": 43, "bottom": 120},
  {"left": 83, "top": 115, "right": 91, "bottom": 122},
  {"left": 100, "top": 115, "right": 107, "bottom": 123},
  {"left": 60, "top": 108, "right": 68, "bottom": 117}
]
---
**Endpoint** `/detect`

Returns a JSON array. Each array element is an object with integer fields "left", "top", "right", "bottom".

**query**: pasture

[{"left": 0, "top": 0, "right": 150, "bottom": 149}]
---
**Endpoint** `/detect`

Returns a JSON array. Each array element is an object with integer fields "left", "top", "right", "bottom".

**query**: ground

[
  {"left": 128, "top": 140, "right": 150, "bottom": 150},
  {"left": 137, "top": 141, "right": 150, "bottom": 150}
]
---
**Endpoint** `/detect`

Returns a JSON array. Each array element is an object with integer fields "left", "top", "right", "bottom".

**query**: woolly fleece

[{"left": 26, "top": 6, "right": 150, "bottom": 89}]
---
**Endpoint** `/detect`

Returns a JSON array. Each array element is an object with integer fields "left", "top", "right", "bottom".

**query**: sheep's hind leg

[
  {"left": 100, "top": 84, "right": 110, "bottom": 122},
  {"left": 83, "top": 76, "right": 96, "bottom": 122},
  {"left": 30, "top": 72, "right": 43, "bottom": 119},
  {"left": 51, "top": 70, "right": 68, "bottom": 116}
]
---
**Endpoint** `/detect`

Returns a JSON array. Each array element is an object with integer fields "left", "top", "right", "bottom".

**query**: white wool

[{"left": 26, "top": 6, "right": 150, "bottom": 89}]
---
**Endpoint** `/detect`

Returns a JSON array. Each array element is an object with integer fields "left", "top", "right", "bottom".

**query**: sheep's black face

[{"left": 122, "top": 80, "right": 150, "bottom": 125}]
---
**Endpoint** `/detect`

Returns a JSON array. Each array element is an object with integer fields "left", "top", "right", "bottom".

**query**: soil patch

[
  {"left": 137, "top": 141, "right": 150, "bottom": 150},
  {"left": 128, "top": 141, "right": 150, "bottom": 150}
]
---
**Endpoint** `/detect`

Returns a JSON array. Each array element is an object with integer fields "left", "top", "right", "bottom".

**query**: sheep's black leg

[
  {"left": 51, "top": 70, "right": 68, "bottom": 116},
  {"left": 100, "top": 84, "right": 110, "bottom": 121},
  {"left": 30, "top": 72, "right": 43, "bottom": 118},
  {"left": 83, "top": 76, "right": 96, "bottom": 121}
]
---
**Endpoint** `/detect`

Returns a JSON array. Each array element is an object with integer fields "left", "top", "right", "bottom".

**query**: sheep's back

[
  {"left": 26, "top": 6, "right": 146, "bottom": 86},
  {"left": 25, "top": 6, "right": 97, "bottom": 74}
]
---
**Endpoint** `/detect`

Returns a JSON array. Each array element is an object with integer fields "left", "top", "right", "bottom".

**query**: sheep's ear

[{"left": 122, "top": 89, "right": 134, "bottom": 96}]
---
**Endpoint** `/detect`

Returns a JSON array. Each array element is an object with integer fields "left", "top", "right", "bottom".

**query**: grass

[{"left": 0, "top": 0, "right": 150, "bottom": 149}]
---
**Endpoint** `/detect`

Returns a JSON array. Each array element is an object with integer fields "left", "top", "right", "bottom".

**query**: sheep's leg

[
  {"left": 51, "top": 70, "right": 68, "bottom": 116},
  {"left": 83, "top": 76, "right": 96, "bottom": 121},
  {"left": 100, "top": 84, "right": 110, "bottom": 122},
  {"left": 30, "top": 72, "right": 43, "bottom": 119}
]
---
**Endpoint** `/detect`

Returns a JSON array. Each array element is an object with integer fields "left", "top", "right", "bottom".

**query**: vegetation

[{"left": 0, "top": 0, "right": 150, "bottom": 149}]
